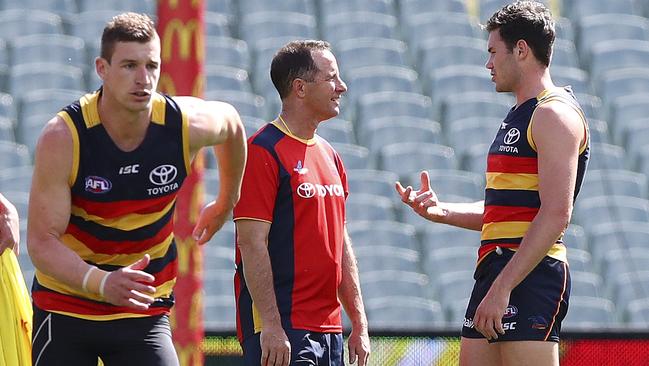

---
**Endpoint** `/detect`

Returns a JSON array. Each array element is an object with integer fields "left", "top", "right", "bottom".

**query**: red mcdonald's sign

[{"left": 157, "top": 1, "right": 206, "bottom": 365}]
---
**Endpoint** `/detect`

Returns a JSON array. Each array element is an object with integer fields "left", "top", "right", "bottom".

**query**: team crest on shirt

[
  {"left": 85, "top": 176, "right": 112, "bottom": 194},
  {"left": 293, "top": 160, "right": 309, "bottom": 175}
]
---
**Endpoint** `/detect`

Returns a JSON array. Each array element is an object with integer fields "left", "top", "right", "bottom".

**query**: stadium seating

[
  {"left": 551, "top": 39, "right": 581, "bottom": 68},
  {"left": 77, "top": 0, "right": 155, "bottom": 14},
  {"left": 417, "top": 169, "right": 484, "bottom": 200},
  {"left": 610, "top": 271, "right": 649, "bottom": 313},
  {"left": 363, "top": 121, "right": 443, "bottom": 157},
  {"left": 204, "top": 11, "right": 233, "bottom": 38},
  {"left": 587, "top": 143, "right": 626, "bottom": 170},
  {"left": 360, "top": 270, "right": 430, "bottom": 300},
  {"left": 627, "top": 297, "right": 649, "bottom": 327},
  {"left": 365, "top": 296, "right": 446, "bottom": 330},
  {"left": 579, "top": 169, "right": 648, "bottom": 199},
  {"left": 402, "top": 12, "right": 482, "bottom": 52},
  {"left": 0, "top": 165, "right": 33, "bottom": 192},
  {"left": 204, "top": 65, "right": 253, "bottom": 93},
  {"left": 335, "top": 37, "right": 409, "bottom": 72},
  {"left": 445, "top": 117, "right": 501, "bottom": 159},
  {"left": 354, "top": 91, "right": 433, "bottom": 132},
  {"left": 433, "top": 270, "right": 476, "bottom": 315},
  {"left": 239, "top": 11, "right": 317, "bottom": 47},
  {"left": 566, "top": 248, "right": 594, "bottom": 273},
  {"left": 0, "top": 9, "right": 64, "bottom": 38},
  {"left": 322, "top": 11, "right": 399, "bottom": 44},
  {"left": 238, "top": 0, "right": 315, "bottom": 16},
  {"left": 563, "top": 296, "right": 617, "bottom": 329},
  {"left": 0, "top": 117, "right": 15, "bottom": 142},
  {"left": 567, "top": 0, "right": 641, "bottom": 21},
  {"left": 204, "top": 90, "right": 266, "bottom": 119},
  {"left": 589, "top": 42, "right": 649, "bottom": 87},
  {"left": 379, "top": 142, "right": 457, "bottom": 178},
  {"left": 0, "top": 142, "right": 31, "bottom": 169},
  {"left": 354, "top": 244, "right": 420, "bottom": 272},
  {"left": 399, "top": 0, "right": 467, "bottom": 17},
  {"left": 576, "top": 14, "right": 649, "bottom": 63},
  {"left": 426, "top": 65, "right": 495, "bottom": 118},
  {"left": 319, "top": 0, "right": 395, "bottom": 18},
  {"left": 550, "top": 66, "right": 591, "bottom": 95},
  {"left": 419, "top": 224, "right": 481, "bottom": 252},
  {"left": 441, "top": 91, "right": 513, "bottom": 125},
  {"left": 344, "top": 65, "right": 421, "bottom": 108},
  {"left": 562, "top": 224, "right": 589, "bottom": 251},
  {"left": 570, "top": 271, "right": 605, "bottom": 298},
  {"left": 204, "top": 295, "right": 237, "bottom": 331},
  {"left": 205, "top": 36, "right": 251, "bottom": 70},
  {"left": 346, "top": 168, "right": 398, "bottom": 197},
  {"left": 417, "top": 36, "right": 487, "bottom": 75},
  {"left": 346, "top": 193, "right": 397, "bottom": 222},
  {"left": 316, "top": 117, "right": 356, "bottom": 144},
  {"left": 206, "top": 0, "right": 235, "bottom": 18},
  {"left": 423, "top": 246, "right": 477, "bottom": 278},
  {"left": 600, "top": 247, "right": 649, "bottom": 286},
  {"left": 330, "top": 142, "right": 370, "bottom": 169},
  {"left": 347, "top": 220, "right": 418, "bottom": 250}
]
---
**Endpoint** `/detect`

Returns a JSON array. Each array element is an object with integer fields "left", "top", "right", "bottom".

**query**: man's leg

[
  {"left": 459, "top": 337, "right": 501, "bottom": 366},
  {"left": 499, "top": 341, "right": 559, "bottom": 366}
]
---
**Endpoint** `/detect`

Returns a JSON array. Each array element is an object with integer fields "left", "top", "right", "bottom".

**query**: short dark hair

[
  {"left": 270, "top": 40, "right": 332, "bottom": 99},
  {"left": 485, "top": 1, "right": 555, "bottom": 67},
  {"left": 101, "top": 12, "right": 158, "bottom": 63}
]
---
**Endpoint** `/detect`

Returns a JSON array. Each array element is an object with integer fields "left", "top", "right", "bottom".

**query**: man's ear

[
  {"left": 515, "top": 39, "right": 529, "bottom": 59},
  {"left": 95, "top": 57, "right": 109, "bottom": 81},
  {"left": 293, "top": 78, "right": 307, "bottom": 98}
]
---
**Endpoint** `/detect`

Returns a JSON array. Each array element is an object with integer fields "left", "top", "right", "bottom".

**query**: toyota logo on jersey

[
  {"left": 149, "top": 165, "right": 177, "bottom": 185},
  {"left": 503, "top": 128, "right": 521, "bottom": 145},
  {"left": 296, "top": 182, "right": 344, "bottom": 199}
]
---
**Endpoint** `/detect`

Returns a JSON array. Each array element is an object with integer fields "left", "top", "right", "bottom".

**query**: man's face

[
  {"left": 97, "top": 38, "right": 161, "bottom": 112},
  {"left": 486, "top": 30, "right": 519, "bottom": 93},
  {"left": 302, "top": 49, "right": 348, "bottom": 121}
]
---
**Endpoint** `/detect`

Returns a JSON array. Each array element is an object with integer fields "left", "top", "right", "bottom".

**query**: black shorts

[
  {"left": 242, "top": 328, "right": 343, "bottom": 366},
  {"left": 32, "top": 305, "right": 179, "bottom": 366},
  {"left": 461, "top": 248, "right": 570, "bottom": 342}
]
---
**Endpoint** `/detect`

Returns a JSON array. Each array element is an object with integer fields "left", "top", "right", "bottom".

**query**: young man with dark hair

[
  {"left": 397, "top": 2, "right": 589, "bottom": 365},
  {"left": 234, "top": 40, "right": 370, "bottom": 366},
  {"left": 27, "top": 12, "right": 247, "bottom": 365}
]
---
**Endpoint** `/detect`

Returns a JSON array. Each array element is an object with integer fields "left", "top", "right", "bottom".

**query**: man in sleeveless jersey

[
  {"left": 0, "top": 193, "right": 32, "bottom": 365},
  {"left": 27, "top": 13, "right": 246, "bottom": 365},
  {"left": 233, "top": 40, "right": 370, "bottom": 366},
  {"left": 396, "top": 2, "right": 589, "bottom": 365}
]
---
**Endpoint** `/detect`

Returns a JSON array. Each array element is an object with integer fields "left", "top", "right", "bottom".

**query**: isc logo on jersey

[{"left": 296, "top": 182, "right": 344, "bottom": 199}]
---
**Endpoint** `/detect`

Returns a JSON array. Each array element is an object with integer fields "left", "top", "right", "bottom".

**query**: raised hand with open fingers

[{"left": 395, "top": 171, "right": 446, "bottom": 222}]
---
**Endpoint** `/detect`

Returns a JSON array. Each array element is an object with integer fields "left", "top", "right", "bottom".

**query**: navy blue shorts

[
  {"left": 461, "top": 248, "right": 570, "bottom": 342},
  {"left": 242, "top": 329, "right": 343, "bottom": 366},
  {"left": 32, "top": 305, "right": 179, "bottom": 365}
]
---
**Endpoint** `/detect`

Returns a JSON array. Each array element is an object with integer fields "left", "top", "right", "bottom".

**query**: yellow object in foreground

[{"left": 0, "top": 249, "right": 32, "bottom": 366}]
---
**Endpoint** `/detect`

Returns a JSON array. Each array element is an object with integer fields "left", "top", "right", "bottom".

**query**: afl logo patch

[
  {"left": 503, "top": 128, "right": 521, "bottom": 145},
  {"left": 85, "top": 176, "right": 112, "bottom": 194},
  {"left": 149, "top": 165, "right": 177, "bottom": 186},
  {"left": 504, "top": 305, "right": 518, "bottom": 319},
  {"left": 297, "top": 183, "right": 316, "bottom": 198}
]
